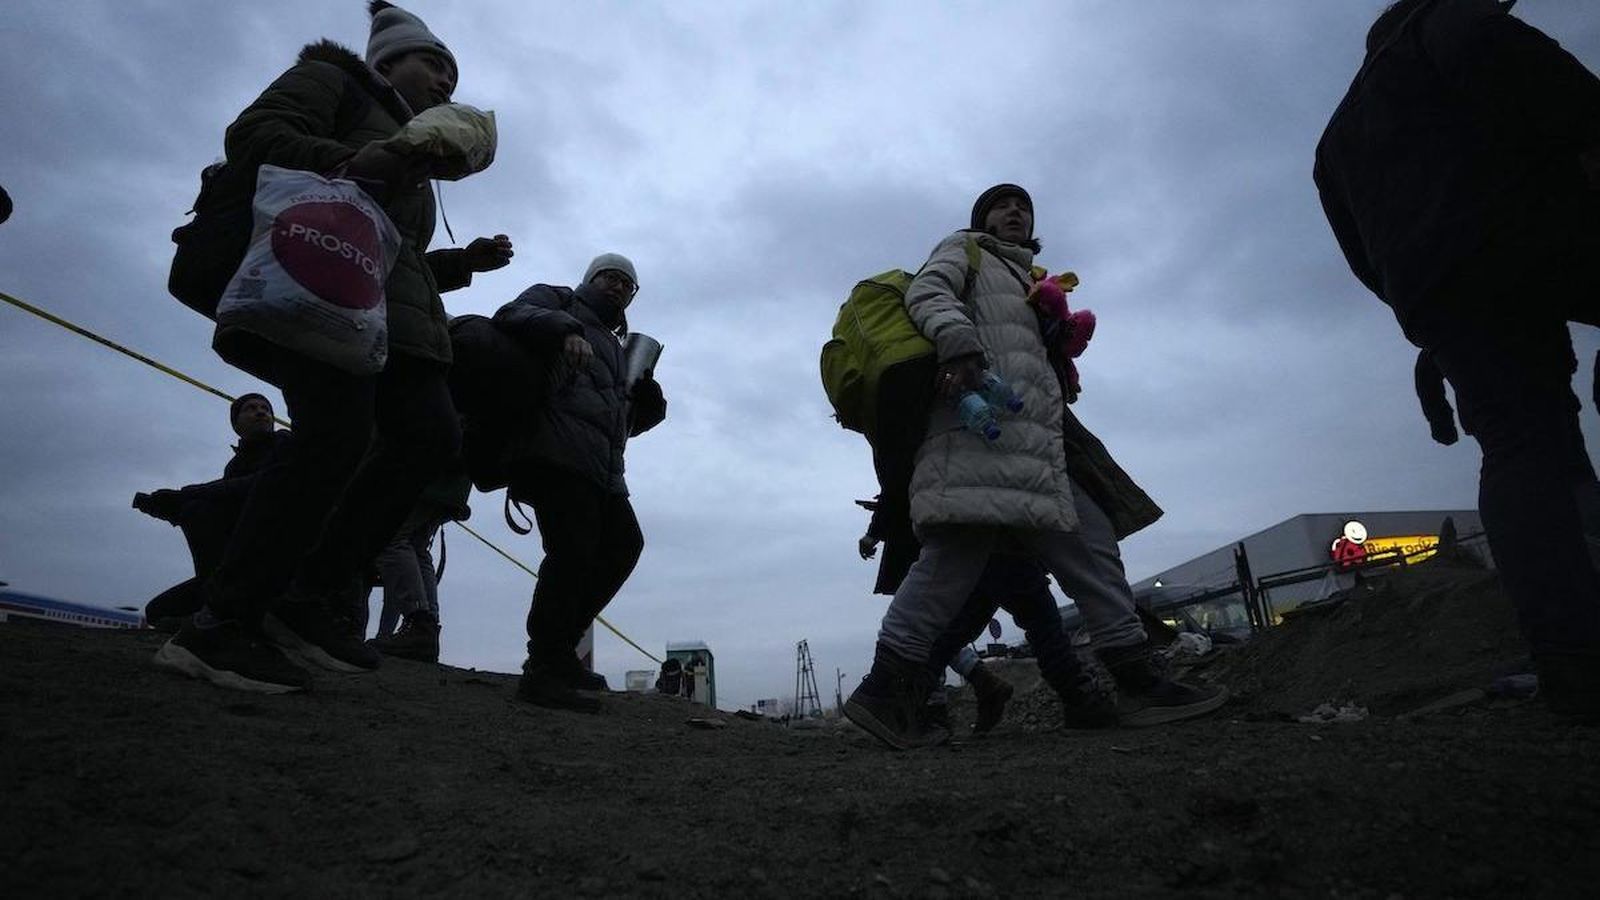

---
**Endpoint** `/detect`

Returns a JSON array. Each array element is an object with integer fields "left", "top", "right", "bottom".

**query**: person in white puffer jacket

[{"left": 843, "top": 184, "right": 1227, "bottom": 750}]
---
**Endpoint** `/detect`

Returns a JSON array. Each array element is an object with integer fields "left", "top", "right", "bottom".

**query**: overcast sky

[{"left": 4, "top": 1, "right": 1598, "bottom": 710}]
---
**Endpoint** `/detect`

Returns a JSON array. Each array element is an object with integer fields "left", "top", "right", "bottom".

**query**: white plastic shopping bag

[
  {"left": 215, "top": 165, "right": 401, "bottom": 374},
  {"left": 379, "top": 102, "right": 497, "bottom": 181}
]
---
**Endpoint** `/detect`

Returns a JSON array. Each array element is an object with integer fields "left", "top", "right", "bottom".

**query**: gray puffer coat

[
  {"left": 903, "top": 230, "right": 1077, "bottom": 533},
  {"left": 492, "top": 283, "right": 633, "bottom": 495}
]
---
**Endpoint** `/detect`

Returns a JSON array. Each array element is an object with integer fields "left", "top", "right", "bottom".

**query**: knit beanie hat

[
  {"left": 582, "top": 253, "right": 639, "bottom": 289},
  {"left": 0, "top": 184, "right": 11, "bottom": 226},
  {"left": 366, "top": 1, "right": 457, "bottom": 81},
  {"left": 970, "top": 183, "right": 1033, "bottom": 232},
  {"left": 230, "top": 393, "right": 270, "bottom": 430}
]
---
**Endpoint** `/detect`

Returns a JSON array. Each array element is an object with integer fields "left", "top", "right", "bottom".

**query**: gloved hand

[{"left": 132, "top": 489, "right": 186, "bottom": 524}]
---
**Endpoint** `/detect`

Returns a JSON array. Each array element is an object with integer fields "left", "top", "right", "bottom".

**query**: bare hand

[
  {"left": 858, "top": 534, "right": 879, "bottom": 560},
  {"left": 563, "top": 334, "right": 594, "bottom": 369},
  {"left": 464, "top": 234, "right": 513, "bottom": 273},
  {"left": 935, "top": 355, "right": 985, "bottom": 402}
]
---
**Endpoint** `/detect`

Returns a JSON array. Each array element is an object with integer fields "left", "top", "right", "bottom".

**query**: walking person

[
  {"left": 1316, "top": 0, "right": 1600, "bottom": 718},
  {"left": 156, "top": 2, "right": 512, "bottom": 693},
  {"left": 366, "top": 467, "right": 472, "bottom": 662},
  {"left": 844, "top": 184, "right": 1226, "bottom": 749},
  {"left": 492, "top": 254, "right": 667, "bottom": 712}
]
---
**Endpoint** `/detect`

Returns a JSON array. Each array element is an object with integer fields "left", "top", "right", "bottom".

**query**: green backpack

[{"left": 820, "top": 238, "right": 982, "bottom": 437}]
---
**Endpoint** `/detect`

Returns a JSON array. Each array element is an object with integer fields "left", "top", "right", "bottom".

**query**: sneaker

[
  {"left": 153, "top": 619, "right": 310, "bottom": 694},
  {"left": 966, "top": 662, "right": 1014, "bottom": 734},
  {"left": 843, "top": 645, "right": 950, "bottom": 750},
  {"left": 263, "top": 597, "right": 381, "bottom": 674},
  {"left": 1100, "top": 643, "right": 1228, "bottom": 727},
  {"left": 517, "top": 662, "right": 602, "bottom": 713},
  {"left": 368, "top": 613, "right": 440, "bottom": 663}
]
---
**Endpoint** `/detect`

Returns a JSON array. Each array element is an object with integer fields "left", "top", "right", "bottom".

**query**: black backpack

[
  {"left": 167, "top": 73, "right": 374, "bottom": 320},
  {"left": 447, "top": 314, "right": 557, "bottom": 492}
]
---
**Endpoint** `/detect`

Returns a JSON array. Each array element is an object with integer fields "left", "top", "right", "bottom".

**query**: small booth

[{"left": 664, "top": 640, "right": 716, "bottom": 709}]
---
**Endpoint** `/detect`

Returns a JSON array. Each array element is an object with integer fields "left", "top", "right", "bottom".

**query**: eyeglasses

[{"left": 595, "top": 270, "right": 638, "bottom": 295}]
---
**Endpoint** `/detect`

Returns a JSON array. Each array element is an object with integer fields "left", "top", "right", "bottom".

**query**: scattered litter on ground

[{"left": 1296, "top": 703, "right": 1369, "bottom": 724}]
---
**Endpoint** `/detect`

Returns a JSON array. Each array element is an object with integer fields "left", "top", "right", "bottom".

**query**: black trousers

[
  {"left": 515, "top": 466, "right": 643, "bottom": 666},
  {"left": 208, "top": 342, "right": 460, "bottom": 623},
  {"left": 1428, "top": 312, "right": 1600, "bottom": 664}
]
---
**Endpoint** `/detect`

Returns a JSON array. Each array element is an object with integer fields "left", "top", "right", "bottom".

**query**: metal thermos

[{"left": 622, "top": 332, "right": 664, "bottom": 390}]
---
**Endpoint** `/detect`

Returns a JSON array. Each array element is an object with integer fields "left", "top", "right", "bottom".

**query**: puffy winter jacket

[
  {"left": 903, "top": 230, "right": 1077, "bottom": 533},
  {"left": 215, "top": 40, "right": 476, "bottom": 369},
  {"left": 493, "top": 283, "right": 657, "bottom": 495}
]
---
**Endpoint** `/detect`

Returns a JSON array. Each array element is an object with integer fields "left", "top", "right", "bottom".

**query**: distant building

[
  {"left": 666, "top": 640, "right": 715, "bottom": 709},
  {"left": 1128, "top": 510, "right": 1484, "bottom": 627},
  {"left": 0, "top": 588, "right": 143, "bottom": 629}
]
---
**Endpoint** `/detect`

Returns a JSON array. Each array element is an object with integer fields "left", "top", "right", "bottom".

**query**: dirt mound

[
  {"left": 952, "top": 559, "right": 1527, "bottom": 731},
  {"left": 1204, "top": 560, "right": 1527, "bottom": 717},
  {"left": 5, "top": 606, "right": 1600, "bottom": 898}
]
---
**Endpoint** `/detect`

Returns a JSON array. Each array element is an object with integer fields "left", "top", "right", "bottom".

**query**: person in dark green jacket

[{"left": 156, "top": 2, "right": 512, "bottom": 695}]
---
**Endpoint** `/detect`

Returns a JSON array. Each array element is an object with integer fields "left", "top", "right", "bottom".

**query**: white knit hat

[
  {"left": 366, "top": 2, "right": 457, "bottom": 80},
  {"left": 582, "top": 253, "right": 639, "bottom": 288}
]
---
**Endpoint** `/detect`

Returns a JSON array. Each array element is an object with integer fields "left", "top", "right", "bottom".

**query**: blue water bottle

[
  {"left": 978, "top": 370, "right": 1024, "bottom": 413},
  {"left": 957, "top": 392, "right": 1001, "bottom": 442}
]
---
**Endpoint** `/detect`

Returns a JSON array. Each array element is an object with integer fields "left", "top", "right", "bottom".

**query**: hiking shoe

[
  {"left": 966, "top": 662, "right": 1014, "bottom": 734},
  {"left": 1100, "top": 643, "right": 1228, "bottom": 727},
  {"left": 368, "top": 613, "right": 440, "bottom": 663},
  {"left": 153, "top": 619, "right": 310, "bottom": 694},
  {"left": 843, "top": 645, "right": 950, "bottom": 750},
  {"left": 263, "top": 598, "right": 381, "bottom": 674},
  {"left": 517, "top": 662, "right": 602, "bottom": 713}
]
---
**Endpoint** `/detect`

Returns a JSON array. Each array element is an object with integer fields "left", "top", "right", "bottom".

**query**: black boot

[
  {"left": 844, "top": 644, "right": 950, "bottom": 750},
  {"left": 518, "top": 658, "right": 602, "bottom": 713},
  {"left": 1099, "top": 643, "right": 1227, "bottom": 727},
  {"left": 368, "top": 612, "right": 441, "bottom": 663},
  {"left": 1039, "top": 654, "right": 1118, "bottom": 729},
  {"left": 553, "top": 653, "right": 609, "bottom": 691},
  {"left": 965, "top": 662, "right": 1014, "bottom": 734}
]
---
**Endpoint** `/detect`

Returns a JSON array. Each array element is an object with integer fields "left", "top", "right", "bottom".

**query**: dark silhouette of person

[
  {"left": 135, "top": 394, "right": 290, "bottom": 627},
  {"left": 1316, "top": 0, "right": 1600, "bottom": 718}
]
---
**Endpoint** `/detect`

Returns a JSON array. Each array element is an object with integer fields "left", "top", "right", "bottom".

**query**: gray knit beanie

[
  {"left": 366, "top": 1, "right": 457, "bottom": 80},
  {"left": 582, "top": 253, "right": 639, "bottom": 288}
]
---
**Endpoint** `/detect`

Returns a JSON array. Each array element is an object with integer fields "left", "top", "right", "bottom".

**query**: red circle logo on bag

[{"left": 271, "top": 201, "right": 387, "bottom": 310}]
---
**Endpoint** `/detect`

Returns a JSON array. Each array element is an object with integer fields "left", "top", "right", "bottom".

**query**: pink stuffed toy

[{"left": 1028, "top": 272, "right": 1096, "bottom": 401}]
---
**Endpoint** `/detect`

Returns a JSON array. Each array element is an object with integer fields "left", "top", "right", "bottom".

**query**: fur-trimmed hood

[{"left": 297, "top": 39, "right": 413, "bottom": 125}]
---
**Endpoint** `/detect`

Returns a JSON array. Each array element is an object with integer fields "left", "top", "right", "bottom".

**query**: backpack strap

[{"left": 504, "top": 494, "right": 534, "bottom": 535}]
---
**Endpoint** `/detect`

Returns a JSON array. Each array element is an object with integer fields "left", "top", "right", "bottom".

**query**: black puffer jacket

[
  {"left": 493, "top": 283, "right": 664, "bottom": 496},
  {"left": 1314, "top": 0, "right": 1600, "bottom": 341},
  {"left": 214, "top": 40, "right": 476, "bottom": 371}
]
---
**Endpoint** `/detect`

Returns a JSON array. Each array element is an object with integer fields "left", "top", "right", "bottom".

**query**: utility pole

[
  {"left": 793, "top": 640, "right": 823, "bottom": 721},
  {"left": 834, "top": 668, "right": 846, "bottom": 714}
]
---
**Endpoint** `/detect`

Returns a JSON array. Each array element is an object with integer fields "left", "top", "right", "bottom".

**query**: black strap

[
  {"left": 433, "top": 526, "right": 448, "bottom": 581},
  {"left": 504, "top": 493, "right": 534, "bottom": 535}
]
